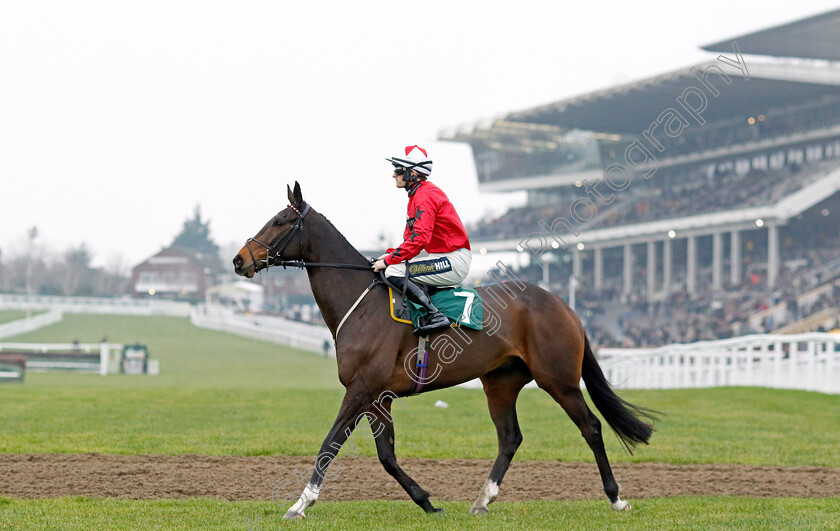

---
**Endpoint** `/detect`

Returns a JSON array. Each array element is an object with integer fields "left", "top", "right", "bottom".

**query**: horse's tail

[{"left": 580, "top": 334, "right": 659, "bottom": 453}]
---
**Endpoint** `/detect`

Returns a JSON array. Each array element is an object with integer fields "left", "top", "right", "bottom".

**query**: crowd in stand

[
  {"left": 601, "top": 249, "right": 839, "bottom": 348},
  {"left": 652, "top": 99, "right": 840, "bottom": 159},
  {"left": 505, "top": 240, "right": 840, "bottom": 348},
  {"left": 470, "top": 146, "right": 840, "bottom": 242},
  {"left": 585, "top": 157, "right": 836, "bottom": 231}
]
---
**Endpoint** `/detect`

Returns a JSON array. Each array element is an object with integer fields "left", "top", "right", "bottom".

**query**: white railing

[
  {"left": 0, "top": 294, "right": 191, "bottom": 317},
  {"left": 0, "top": 310, "right": 64, "bottom": 340},
  {"left": 0, "top": 342, "right": 125, "bottom": 375},
  {"left": 190, "top": 306, "right": 334, "bottom": 356},
  {"left": 598, "top": 332, "right": 840, "bottom": 394}
]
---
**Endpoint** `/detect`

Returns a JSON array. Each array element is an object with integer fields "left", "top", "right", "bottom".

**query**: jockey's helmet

[{"left": 386, "top": 145, "right": 433, "bottom": 180}]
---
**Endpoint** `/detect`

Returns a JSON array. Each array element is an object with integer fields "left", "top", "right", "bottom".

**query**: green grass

[
  {"left": 2, "top": 314, "right": 838, "bottom": 530},
  {"left": 0, "top": 310, "right": 32, "bottom": 325},
  {"left": 1, "top": 314, "right": 339, "bottom": 391},
  {"left": 1, "top": 497, "right": 838, "bottom": 530},
  {"left": 0, "top": 315, "right": 838, "bottom": 465}
]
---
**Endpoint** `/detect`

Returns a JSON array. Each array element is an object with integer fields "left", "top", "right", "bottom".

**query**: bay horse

[{"left": 233, "top": 182, "right": 656, "bottom": 519}]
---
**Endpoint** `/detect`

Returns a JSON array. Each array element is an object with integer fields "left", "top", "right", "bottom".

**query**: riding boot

[{"left": 388, "top": 277, "right": 451, "bottom": 336}]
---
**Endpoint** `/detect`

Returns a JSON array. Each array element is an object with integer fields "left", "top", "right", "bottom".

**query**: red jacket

[{"left": 385, "top": 181, "right": 471, "bottom": 265}]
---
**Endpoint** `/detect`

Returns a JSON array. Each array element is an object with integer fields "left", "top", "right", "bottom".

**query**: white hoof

[
  {"left": 611, "top": 499, "right": 631, "bottom": 511},
  {"left": 283, "top": 510, "right": 305, "bottom": 519},
  {"left": 470, "top": 479, "right": 498, "bottom": 516}
]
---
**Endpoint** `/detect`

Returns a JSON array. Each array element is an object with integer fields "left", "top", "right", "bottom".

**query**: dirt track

[{"left": 2, "top": 454, "right": 838, "bottom": 502}]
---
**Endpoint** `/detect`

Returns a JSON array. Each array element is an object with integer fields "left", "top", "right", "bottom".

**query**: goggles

[{"left": 392, "top": 166, "right": 406, "bottom": 176}]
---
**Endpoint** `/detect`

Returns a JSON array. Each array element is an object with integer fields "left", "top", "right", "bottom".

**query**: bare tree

[
  {"left": 0, "top": 230, "right": 129, "bottom": 297},
  {"left": 53, "top": 244, "right": 94, "bottom": 296},
  {"left": 95, "top": 252, "right": 130, "bottom": 296},
  {"left": 0, "top": 229, "right": 47, "bottom": 295}
]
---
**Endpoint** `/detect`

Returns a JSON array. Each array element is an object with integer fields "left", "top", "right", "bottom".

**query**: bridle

[
  {"left": 243, "top": 203, "right": 374, "bottom": 272},
  {"left": 241, "top": 201, "right": 387, "bottom": 340},
  {"left": 245, "top": 203, "right": 311, "bottom": 271}
]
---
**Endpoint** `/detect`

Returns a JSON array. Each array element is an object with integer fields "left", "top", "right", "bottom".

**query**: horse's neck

[{"left": 304, "top": 215, "right": 376, "bottom": 335}]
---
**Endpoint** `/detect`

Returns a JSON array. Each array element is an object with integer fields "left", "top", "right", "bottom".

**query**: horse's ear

[
  {"left": 293, "top": 181, "right": 303, "bottom": 204},
  {"left": 287, "top": 184, "right": 295, "bottom": 205}
]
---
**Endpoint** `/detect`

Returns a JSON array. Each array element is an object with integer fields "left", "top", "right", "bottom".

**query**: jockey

[{"left": 373, "top": 145, "right": 472, "bottom": 335}]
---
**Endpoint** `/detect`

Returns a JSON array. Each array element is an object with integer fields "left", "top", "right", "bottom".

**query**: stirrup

[{"left": 414, "top": 311, "right": 450, "bottom": 336}]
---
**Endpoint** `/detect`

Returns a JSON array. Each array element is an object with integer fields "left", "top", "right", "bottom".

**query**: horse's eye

[{"left": 273, "top": 218, "right": 283, "bottom": 226}]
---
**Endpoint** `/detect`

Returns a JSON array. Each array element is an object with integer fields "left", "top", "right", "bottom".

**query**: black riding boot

[{"left": 388, "top": 277, "right": 451, "bottom": 336}]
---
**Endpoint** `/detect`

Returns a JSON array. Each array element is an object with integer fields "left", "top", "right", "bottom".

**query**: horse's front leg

[
  {"left": 283, "top": 388, "right": 369, "bottom": 520},
  {"left": 372, "top": 397, "right": 443, "bottom": 513}
]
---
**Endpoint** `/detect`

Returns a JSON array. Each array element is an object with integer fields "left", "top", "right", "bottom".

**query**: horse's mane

[{"left": 315, "top": 209, "right": 369, "bottom": 264}]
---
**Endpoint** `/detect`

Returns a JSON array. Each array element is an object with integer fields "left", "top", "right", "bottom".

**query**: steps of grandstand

[{"left": 775, "top": 307, "right": 840, "bottom": 334}]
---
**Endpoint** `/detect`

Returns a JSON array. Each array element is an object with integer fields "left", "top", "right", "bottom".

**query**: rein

[{"left": 273, "top": 260, "right": 374, "bottom": 271}]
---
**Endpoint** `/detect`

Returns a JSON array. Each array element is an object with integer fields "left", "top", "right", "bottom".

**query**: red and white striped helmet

[{"left": 386, "top": 145, "right": 433, "bottom": 176}]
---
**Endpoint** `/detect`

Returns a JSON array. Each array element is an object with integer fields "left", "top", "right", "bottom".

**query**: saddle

[{"left": 388, "top": 285, "right": 483, "bottom": 331}]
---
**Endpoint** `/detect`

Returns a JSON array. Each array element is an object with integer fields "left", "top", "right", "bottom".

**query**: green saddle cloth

[{"left": 405, "top": 287, "right": 483, "bottom": 331}]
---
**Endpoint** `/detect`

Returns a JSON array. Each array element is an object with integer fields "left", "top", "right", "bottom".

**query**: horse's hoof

[
  {"left": 427, "top": 507, "right": 444, "bottom": 514},
  {"left": 469, "top": 506, "right": 488, "bottom": 515},
  {"left": 283, "top": 510, "right": 305, "bottom": 519},
  {"left": 611, "top": 499, "right": 631, "bottom": 511}
]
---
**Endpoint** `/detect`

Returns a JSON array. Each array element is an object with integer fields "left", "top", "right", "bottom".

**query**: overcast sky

[{"left": 1, "top": 1, "right": 837, "bottom": 273}]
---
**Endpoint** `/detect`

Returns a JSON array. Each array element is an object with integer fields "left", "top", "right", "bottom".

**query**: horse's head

[{"left": 233, "top": 181, "right": 310, "bottom": 278}]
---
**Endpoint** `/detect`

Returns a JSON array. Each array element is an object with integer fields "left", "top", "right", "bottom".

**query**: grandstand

[{"left": 441, "top": 9, "right": 840, "bottom": 347}]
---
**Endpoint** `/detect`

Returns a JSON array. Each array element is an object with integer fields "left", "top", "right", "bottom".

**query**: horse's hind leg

[
  {"left": 537, "top": 379, "right": 630, "bottom": 511},
  {"left": 470, "top": 364, "right": 532, "bottom": 515},
  {"left": 372, "top": 398, "right": 442, "bottom": 514}
]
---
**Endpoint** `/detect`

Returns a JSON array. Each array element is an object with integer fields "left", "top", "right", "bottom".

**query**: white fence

[
  {"left": 0, "top": 294, "right": 191, "bottom": 317},
  {"left": 190, "top": 306, "right": 334, "bottom": 356},
  {"left": 190, "top": 305, "right": 840, "bottom": 395},
  {"left": 598, "top": 332, "right": 840, "bottom": 394},
  {"left": 0, "top": 310, "right": 64, "bottom": 340},
  {"left": 0, "top": 342, "right": 125, "bottom": 375}
]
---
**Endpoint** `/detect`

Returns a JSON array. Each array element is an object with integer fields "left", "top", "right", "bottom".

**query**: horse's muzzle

[{"left": 232, "top": 254, "right": 256, "bottom": 278}]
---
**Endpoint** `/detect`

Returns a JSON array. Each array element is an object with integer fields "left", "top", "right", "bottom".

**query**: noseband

[{"left": 245, "top": 203, "right": 311, "bottom": 271}]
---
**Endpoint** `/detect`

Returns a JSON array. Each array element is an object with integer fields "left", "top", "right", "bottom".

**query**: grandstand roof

[
  {"left": 478, "top": 64, "right": 840, "bottom": 136},
  {"left": 702, "top": 9, "right": 840, "bottom": 61},
  {"left": 444, "top": 9, "right": 840, "bottom": 141}
]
